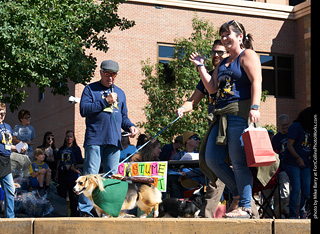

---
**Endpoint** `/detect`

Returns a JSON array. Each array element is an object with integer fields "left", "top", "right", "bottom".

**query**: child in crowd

[
  {"left": 55, "top": 130, "right": 83, "bottom": 217},
  {"left": 12, "top": 109, "right": 36, "bottom": 161},
  {"left": 30, "top": 148, "right": 51, "bottom": 197}
]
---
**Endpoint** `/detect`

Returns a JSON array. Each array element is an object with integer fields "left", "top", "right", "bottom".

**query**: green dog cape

[{"left": 91, "top": 178, "right": 128, "bottom": 217}]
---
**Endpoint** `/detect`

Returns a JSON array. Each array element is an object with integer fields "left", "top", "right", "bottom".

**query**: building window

[
  {"left": 259, "top": 53, "right": 294, "bottom": 98},
  {"left": 158, "top": 43, "right": 175, "bottom": 84}
]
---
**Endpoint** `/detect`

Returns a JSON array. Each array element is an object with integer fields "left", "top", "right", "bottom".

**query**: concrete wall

[{"left": 1, "top": 218, "right": 311, "bottom": 234}]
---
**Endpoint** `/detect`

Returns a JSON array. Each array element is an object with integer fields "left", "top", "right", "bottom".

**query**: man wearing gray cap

[{"left": 78, "top": 59, "right": 137, "bottom": 217}]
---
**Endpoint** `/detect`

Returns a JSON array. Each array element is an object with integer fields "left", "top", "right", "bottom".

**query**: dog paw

[
  {"left": 119, "top": 214, "right": 136, "bottom": 218},
  {"left": 154, "top": 210, "right": 159, "bottom": 218},
  {"left": 194, "top": 210, "right": 201, "bottom": 218},
  {"left": 139, "top": 214, "right": 148, "bottom": 218}
]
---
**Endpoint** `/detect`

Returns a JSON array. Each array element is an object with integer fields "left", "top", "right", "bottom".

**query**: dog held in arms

[{"left": 73, "top": 174, "right": 162, "bottom": 218}]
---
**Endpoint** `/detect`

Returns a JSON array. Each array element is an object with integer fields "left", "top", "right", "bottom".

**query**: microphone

[{"left": 110, "top": 84, "right": 114, "bottom": 93}]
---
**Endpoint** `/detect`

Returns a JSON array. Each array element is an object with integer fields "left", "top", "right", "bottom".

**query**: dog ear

[{"left": 93, "top": 175, "right": 105, "bottom": 191}]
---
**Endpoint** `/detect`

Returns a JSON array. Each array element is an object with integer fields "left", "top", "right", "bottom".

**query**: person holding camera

[
  {"left": 55, "top": 130, "right": 83, "bottom": 217},
  {"left": 78, "top": 59, "right": 137, "bottom": 217}
]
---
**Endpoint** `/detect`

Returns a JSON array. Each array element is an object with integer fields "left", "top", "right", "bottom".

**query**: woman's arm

[
  {"left": 241, "top": 49, "right": 262, "bottom": 123},
  {"left": 189, "top": 52, "right": 218, "bottom": 94}
]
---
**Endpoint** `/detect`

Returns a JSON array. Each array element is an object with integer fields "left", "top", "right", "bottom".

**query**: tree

[
  {"left": 139, "top": 16, "right": 219, "bottom": 143},
  {"left": 0, "top": 0, "right": 135, "bottom": 111}
]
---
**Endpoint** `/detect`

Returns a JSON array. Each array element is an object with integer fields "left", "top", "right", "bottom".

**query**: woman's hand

[
  {"left": 189, "top": 52, "right": 205, "bottom": 66},
  {"left": 249, "top": 109, "right": 260, "bottom": 123}
]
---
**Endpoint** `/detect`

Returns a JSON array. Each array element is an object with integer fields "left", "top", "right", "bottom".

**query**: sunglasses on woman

[{"left": 228, "top": 20, "right": 243, "bottom": 34}]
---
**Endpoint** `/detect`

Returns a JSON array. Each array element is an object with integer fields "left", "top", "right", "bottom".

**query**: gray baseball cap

[{"left": 100, "top": 60, "right": 119, "bottom": 73}]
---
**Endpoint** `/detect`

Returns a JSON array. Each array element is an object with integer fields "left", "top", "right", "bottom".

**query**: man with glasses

[
  {"left": 176, "top": 40, "right": 228, "bottom": 218},
  {"left": 79, "top": 60, "right": 137, "bottom": 217},
  {"left": 178, "top": 40, "right": 228, "bottom": 116}
]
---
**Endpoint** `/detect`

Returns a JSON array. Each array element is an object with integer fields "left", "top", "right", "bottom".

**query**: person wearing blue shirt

[
  {"left": 284, "top": 107, "right": 311, "bottom": 218},
  {"left": 78, "top": 60, "right": 137, "bottom": 217},
  {"left": 0, "top": 103, "right": 18, "bottom": 218},
  {"left": 176, "top": 40, "right": 229, "bottom": 218},
  {"left": 271, "top": 114, "right": 290, "bottom": 218}
]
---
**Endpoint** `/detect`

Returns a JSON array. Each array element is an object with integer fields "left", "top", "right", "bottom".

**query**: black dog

[{"left": 158, "top": 187, "right": 205, "bottom": 218}]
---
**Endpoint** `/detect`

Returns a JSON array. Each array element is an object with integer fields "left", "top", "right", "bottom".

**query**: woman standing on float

[{"left": 190, "top": 20, "right": 262, "bottom": 218}]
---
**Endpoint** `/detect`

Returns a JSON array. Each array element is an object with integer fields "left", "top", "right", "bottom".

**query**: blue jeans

[
  {"left": 205, "top": 114, "right": 252, "bottom": 208},
  {"left": 78, "top": 144, "right": 120, "bottom": 216},
  {"left": 285, "top": 165, "right": 311, "bottom": 218},
  {"left": 0, "top": 173, "right": 15, "bottom": 218}
]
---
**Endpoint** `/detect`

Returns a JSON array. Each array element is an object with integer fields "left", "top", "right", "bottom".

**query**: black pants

[{"left": 57, "top": 177, "right": 79, "bottom": 217}]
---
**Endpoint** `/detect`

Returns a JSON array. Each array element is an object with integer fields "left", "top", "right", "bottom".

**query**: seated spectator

[
  {"left": 158, "top": 135, "right": 183, "bottom": 161},
  {"left": 37, "top": 131, "right": 59, "bottom": 180},
  {"left": 120, "top": 131, "right": 137, "bottom": 162},
  {"left": 130, "top": 138, "right": 161, "bottom": 162},
  {"left": 12, "top": 109, "right": 36, "bottom": 161},
  {"left": 30, "top": 148, "right": 51, "bottom": 197},
  {"left": 136, "top": 133, "right": 148, "bottom": 149},
  {"left": 167, "top": 131, "right": 203, "bottom": 198},
  {"left": 172, "top": 131, "right": 200, "bottom": 160}
]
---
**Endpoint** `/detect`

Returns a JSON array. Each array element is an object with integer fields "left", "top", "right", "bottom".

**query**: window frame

[{"left": 258, "top": 52, "right": 294, "bottom": 99}]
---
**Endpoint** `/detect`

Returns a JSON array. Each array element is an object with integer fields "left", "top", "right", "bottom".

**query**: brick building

[{"left": 6, "top": 0, "right": 311, "bottom": 150}]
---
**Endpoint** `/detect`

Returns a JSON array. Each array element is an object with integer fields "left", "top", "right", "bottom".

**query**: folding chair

[{"left": 251, "top": 168, "right": 281, "bottom": 219}]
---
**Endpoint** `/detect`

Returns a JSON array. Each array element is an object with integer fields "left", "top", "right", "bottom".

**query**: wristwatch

[{"left": 250, "top": 104, "right": 260, "bottom": 110}]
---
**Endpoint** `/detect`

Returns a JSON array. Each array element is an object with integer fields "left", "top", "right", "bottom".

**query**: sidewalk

[{"left": 1, "top": 218, "right": 311, "bottom": 234}]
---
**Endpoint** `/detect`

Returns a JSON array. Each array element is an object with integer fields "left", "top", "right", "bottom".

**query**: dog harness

[{"left": 92, "top": 178, "right": 128, "bottom": 217}]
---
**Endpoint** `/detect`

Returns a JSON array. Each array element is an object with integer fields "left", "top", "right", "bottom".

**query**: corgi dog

[{"left": 73, "top": 174, "right": 162, "bottom": 218}]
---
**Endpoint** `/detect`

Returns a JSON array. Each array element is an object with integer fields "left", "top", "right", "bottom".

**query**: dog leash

[{"left": 102, "top": 115, "right": 181, "bottom": 178}]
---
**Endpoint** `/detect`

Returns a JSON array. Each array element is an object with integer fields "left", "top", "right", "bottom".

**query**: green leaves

[
  {"left": 139, "top": 15, "right": 219, "bottom": 143},
  {"left": 0, "top": 0, "right": 135, "bottom": 111}
]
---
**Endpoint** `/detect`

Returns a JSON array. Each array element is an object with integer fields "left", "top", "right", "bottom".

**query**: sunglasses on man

[
  {"left": 103, "top": 71, "right": 117, "bottom": 78},
  {"left": 190, "top": 135, "right": 200, "bottom": 141},
  {"left": 210, "top": 50, "right": 227, "bottom": 57}
]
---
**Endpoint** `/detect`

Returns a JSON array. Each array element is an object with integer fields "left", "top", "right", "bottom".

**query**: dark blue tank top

[{"left": 214, "top": 50, "right": 251, "bottom": 108}]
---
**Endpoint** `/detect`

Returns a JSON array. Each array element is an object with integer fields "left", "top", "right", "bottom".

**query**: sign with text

[{"left": 117, "top": 161, "right": 167, "bottom": 192}]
